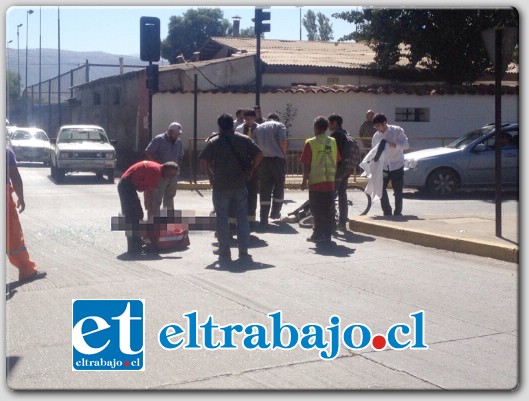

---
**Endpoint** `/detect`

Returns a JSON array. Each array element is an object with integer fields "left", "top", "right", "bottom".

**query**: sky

[{"left": 4, "top": 3, "right": 359, "bottom": 57}]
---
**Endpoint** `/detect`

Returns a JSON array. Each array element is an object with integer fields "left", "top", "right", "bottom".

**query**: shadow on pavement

[
  {"left": 116, "top": 252, "right": 183, "bottom": 261},
  {"left": 369, "top": 214, "right": 424, "bottom": 222},
  {"left": 309, "top": 241, "right": 355, "bottom": 257},
  {"left": 333, "top": 231, "right": 376, "bottom": 244},
  {"left": 6, "top": 271, "right": 48, "bottom": 301},
  {"left": 205, "top": 257, "right": 275, "bottom": 273}
]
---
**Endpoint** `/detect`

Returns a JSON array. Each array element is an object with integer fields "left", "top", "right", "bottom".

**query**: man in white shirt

[{"left": 371, "top": 113, "right": 410, "bottom": 216}]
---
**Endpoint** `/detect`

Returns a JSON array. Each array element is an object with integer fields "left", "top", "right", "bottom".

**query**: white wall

[{"left": 153, "top": 90, "right": 518, "bottom": 153}]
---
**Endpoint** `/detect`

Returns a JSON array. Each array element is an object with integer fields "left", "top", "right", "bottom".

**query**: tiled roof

[
  {"left": 160, "top": 83, "right": 518, "bottom": 96},
  {"left": 202, "top": 37, "right": 378, "bottom": 69}
]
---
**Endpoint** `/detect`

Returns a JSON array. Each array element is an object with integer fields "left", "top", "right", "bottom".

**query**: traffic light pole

[
  {"left": 148, "top": 61, "right": 153, "bottom": 141},
  {"left": 254, "top": 7, "right": 270, "bottom": 108},
  {"left": 255, "top": 33, "right": 262, "bottom": 106}
]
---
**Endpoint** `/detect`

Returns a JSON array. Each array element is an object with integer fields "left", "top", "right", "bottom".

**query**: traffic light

[
  {"left": 255, "top": 8, "right": 271, "bottom": 35},
  {"left": 140, "top": 17, "right": 161, "bottom": 62},
  {"left": 146, "top": 64, "right": 159, "bottom": 92}
]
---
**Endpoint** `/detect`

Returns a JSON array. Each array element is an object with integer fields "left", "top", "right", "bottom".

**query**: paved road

[{"left": 4, "top": 165, "right": 519, "bottom": 391}]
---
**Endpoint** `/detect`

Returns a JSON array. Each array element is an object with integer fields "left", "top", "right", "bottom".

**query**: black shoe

[
  {"left": 270, "top": 212, "right": 281, "bottom": 220},
  {"left": 238, "top": 251, "right": 252, "bottom": 260},
  {"left": 19, "top": 270, "right": 47, "bottom": 283},
  {"left": 307, "top": 234, "right": 326, "bottom": 242},
  {"left": 213, "top": 248, "right": 231, "bottom": 259}
]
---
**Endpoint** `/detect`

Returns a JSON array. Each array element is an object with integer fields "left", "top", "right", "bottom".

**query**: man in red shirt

[{"left": 117, "top": 160, "right": 179, "bottom": 254}]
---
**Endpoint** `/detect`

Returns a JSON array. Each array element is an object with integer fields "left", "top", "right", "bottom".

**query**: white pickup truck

[{"left": 50, "top": 125, "right": 117, "bottom": 183}]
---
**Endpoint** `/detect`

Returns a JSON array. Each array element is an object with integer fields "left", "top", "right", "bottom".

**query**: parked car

[
  {"left": 7, "top": 127, "right": 52, "bottom": 165},
  {"left": 50, "top": 125, "right": 117, "bottom": 183},
  {"left": 404, "top": 122, "right": 519, "bottom": 196}
]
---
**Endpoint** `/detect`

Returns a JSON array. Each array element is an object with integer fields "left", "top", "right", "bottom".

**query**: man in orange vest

[
  {"left": 6, "top": 147, "right": 45, "bottom": 282},
  {"left": 300, "top": 116, "right": 340, "bottom": 243}
]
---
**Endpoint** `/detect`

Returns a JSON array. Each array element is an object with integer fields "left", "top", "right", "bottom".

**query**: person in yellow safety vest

[
  {"left": 6, "top": 147, "right": 46, "bottom": 283},
  {"left": 300, "top": 116, "right": 341, "bottom": 243}
]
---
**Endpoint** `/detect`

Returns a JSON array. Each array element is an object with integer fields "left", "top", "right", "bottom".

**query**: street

[{"left": 5, "top": 164, "right": 518, "bottom": 391}]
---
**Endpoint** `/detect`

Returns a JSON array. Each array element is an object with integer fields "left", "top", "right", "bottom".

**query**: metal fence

[{"left": 13, "top": 61, "right": 146, "bottom": 135}]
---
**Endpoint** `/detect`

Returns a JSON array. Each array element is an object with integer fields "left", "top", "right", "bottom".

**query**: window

[
  {"left": 395, "top": 107, "right": 430, "bottom": 122},
  {"left": 93, "top": 92, "right": 101, "bottom": 106}
]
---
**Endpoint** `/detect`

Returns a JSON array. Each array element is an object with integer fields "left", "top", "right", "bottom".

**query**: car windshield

[
  {"left": 59, "top": 128, "right": 108, "bottom": 143},
  {"left": 446, "top": 126, "right": 495, "bottom": 149},
  {"left": 12, "top": 130, "right": 49, "bottom": 141}
]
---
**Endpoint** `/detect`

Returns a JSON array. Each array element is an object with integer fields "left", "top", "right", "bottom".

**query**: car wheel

[{"left": 426, "top": 168, "right": 460, "bottom": 196}]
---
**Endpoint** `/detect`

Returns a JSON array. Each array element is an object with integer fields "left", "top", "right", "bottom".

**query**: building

[{"left": 68, "top": 38, "right": 518, "bottom": 173}]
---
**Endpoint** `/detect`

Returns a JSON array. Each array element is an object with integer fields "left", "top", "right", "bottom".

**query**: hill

[{"left": 6, "top": 48, "right": 167, "bottom": 89}]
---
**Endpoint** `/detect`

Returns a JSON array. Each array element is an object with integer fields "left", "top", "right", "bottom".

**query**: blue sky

[{"left": 5, "top": 4, "right": 358, "bottom": 57}]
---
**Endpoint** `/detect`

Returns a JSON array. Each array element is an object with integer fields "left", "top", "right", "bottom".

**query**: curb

[{"left": 350, "top": 219, "right": 518, "bottom": 263}]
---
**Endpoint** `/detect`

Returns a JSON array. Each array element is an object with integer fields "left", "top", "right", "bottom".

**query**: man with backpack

[{"left": 328, "top": 113, "right": 361, "bottom": 231}]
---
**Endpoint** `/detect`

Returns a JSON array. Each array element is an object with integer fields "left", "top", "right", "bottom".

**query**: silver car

[
  {"left": 404, "top": 122, "right": 519, "bottom": 196},
  {"left": 50, "top": 125, "right": 117, "bottom": 183},
  {"left": 8, "top": 127, "right": 52, "bottom": 165}
]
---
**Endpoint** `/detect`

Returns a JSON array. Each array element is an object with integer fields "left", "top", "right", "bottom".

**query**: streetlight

[
  {"left": 297, "top": 6, "right": 302, "bottom": 40},
  {"left": 25, "top": 8, "right": 34, "bottom": 120},
  {"left": 17, "top": 23, "right": 22, "bottom": 98},
  {"left": 6, "top": 40, "right": 13, "bottom": 122}
]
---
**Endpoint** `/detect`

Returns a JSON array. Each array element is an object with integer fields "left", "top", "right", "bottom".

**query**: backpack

[{"left": 341, "top": 130, "right": 361, "bottom": 173}]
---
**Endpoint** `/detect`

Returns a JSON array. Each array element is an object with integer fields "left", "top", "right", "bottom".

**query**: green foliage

[
  {"left": 161, "top": 8, "right": 230, "bottom": 64},
  {"left": 317, "top": 13, "right": 334, "bottom": 41},
  {"left": 332, "top": 8, "right": 519, "bottom": 84},
  {"left": 6, "top": 70, "right": 21, "bottom": 102},
  {"left": 276, "top": 101, "right": 298, "bottom": 138},
  {"left": 303, "top": 10, "right": 334, "bottom": 41},
  {"left": 239, "top": 26, "right": 256, "bottom": 38}
]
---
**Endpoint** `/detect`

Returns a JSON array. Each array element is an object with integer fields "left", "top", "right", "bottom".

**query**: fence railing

[{"left": 186, "top": 135, "right": 458, "bottom": 183}]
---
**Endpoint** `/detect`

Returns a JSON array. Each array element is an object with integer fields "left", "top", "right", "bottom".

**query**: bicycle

[{"left": 288, "top": 185, "right": 372, "bottom": 229}]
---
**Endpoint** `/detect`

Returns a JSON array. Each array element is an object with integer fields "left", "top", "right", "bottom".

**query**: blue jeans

[{"left": 213, "top": 187, "right": 250, "bottom": 255}]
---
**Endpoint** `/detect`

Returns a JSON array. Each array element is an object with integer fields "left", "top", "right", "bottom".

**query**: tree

[
  {"left": 332, "top": 8, "right": 518, "bottom": 84},
  {"left": 303, "top": 10, "right": 318, "bottom": 41},
  {"left": 317, "top": 13, "right": 334, "bottom": 41},
  {"left": 239, "top": 26, "right": 256, "bottom": 38},
  {"left": 6, "top": 70, "right": 21, "bottom": 103},
  {"left": 161, "top": 8, "right": 230, "bottom": 64},
  {"left": 303, "top": 10, "right": 335, "bottom": 41}
]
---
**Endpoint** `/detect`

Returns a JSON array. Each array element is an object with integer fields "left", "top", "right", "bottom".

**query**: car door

[{"left": 467, "top": 128, "right": 518, "bottom": 186}]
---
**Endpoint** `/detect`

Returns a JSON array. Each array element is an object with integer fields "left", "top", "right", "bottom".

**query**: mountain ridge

[{"left": 6, "top": 47, "right": 166, "bottom": 89}]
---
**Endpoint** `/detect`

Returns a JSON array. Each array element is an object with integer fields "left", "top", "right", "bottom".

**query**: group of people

[
  {"left": 114, "top": 107, "right": 409, "bottom": 259},
  {"left": 5, "top": 108, "right": 408, "bottom": 281},
  {"left": 299, "top": 111, "right": 409, "bottom": 242}
]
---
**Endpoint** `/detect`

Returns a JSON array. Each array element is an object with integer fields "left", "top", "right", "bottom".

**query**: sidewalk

[{"left": 177, "top": 176, "right": 519, "bottom": 264}]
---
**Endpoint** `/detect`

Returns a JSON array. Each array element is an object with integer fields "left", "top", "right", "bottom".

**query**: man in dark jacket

[
  {"left": 328, "top": 113, "right": 350, "bottom": 231},
  {"left": 199, "top": 113, "right": 263, "bottom": 260}
]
